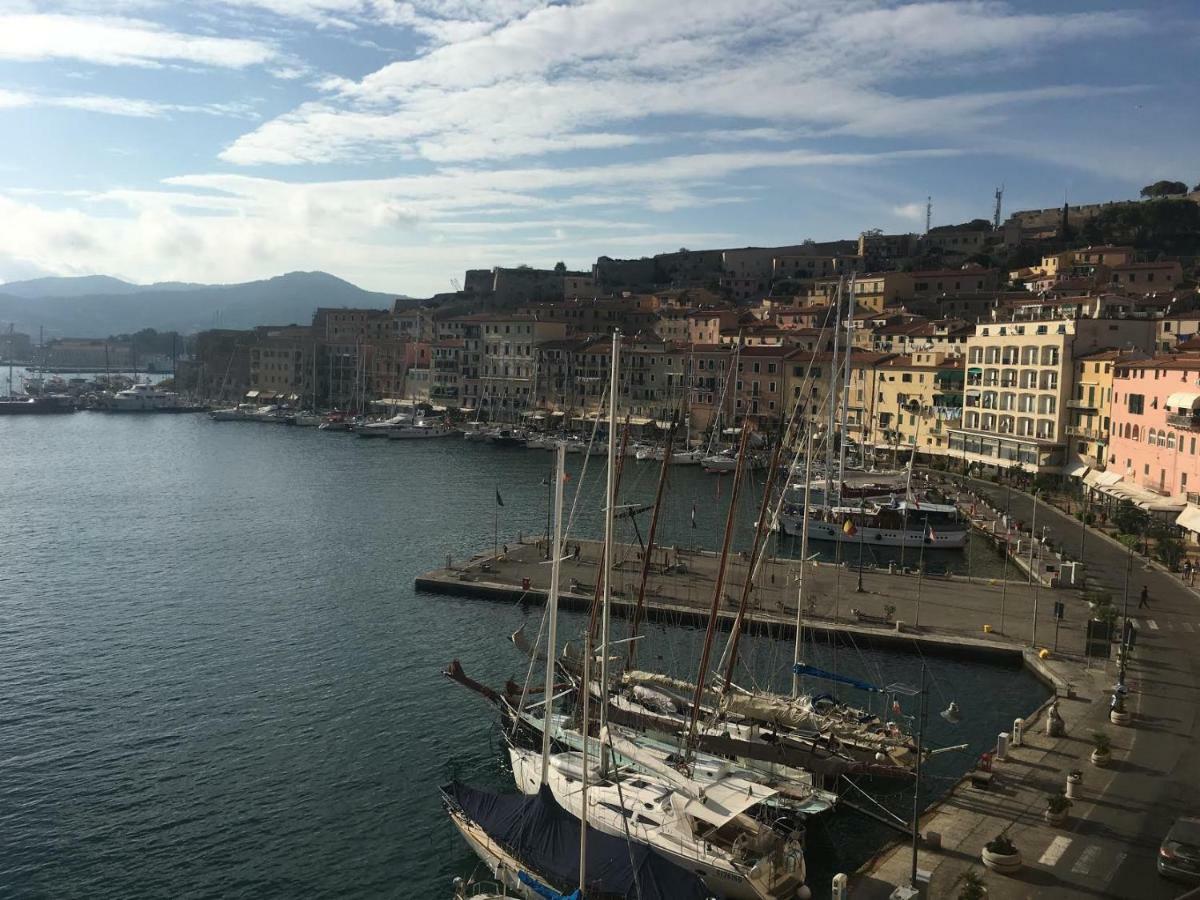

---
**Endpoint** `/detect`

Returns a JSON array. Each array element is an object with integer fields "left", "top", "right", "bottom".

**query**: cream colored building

[
  {"left": 873, "top": 352, "right": 964, "bottom": 459},
  {"left": 950, "top": 318, "right": 1156, "bottom": 473}
]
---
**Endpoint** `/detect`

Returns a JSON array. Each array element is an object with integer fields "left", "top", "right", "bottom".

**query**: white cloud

[
  {"left": 0, "top": 14, "right": 275, "bottom": 68},
  {"left": 0, "top": 87, "right": 260, "bottom": 118},
  {"left": 220, "top": 0, "right": 1145, "bottom": 166},
  {"left": 891, "top": 202, "right": 926, "bottom": 222}
]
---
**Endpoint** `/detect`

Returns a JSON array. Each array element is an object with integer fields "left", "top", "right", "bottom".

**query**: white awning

[
  {"left": 1093, "top": 470, "right": 1123, "bottom": 487},
  {"left": 1176, "top": 505, "right": 1200, "bottom": 533},
  {"left": 1166, "top": 392, "right": 1200, "bottom": 411},
  {"left": 1065, "top": 462, "right": 1089, "bottom": 478},
  {"left": 1083, "top": 469, "right": 1101, "bottom": 487},
  {"left": 1098, "top": 480, "right": 1186, "bottom": 512}
]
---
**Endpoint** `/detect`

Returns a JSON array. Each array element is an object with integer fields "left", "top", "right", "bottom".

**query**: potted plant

[
  {"left": 1045, "top": 793, "right": 1071, "bottom": 826},
  {"left": 1090, "top": 731, "right": 1112, "bottom": 767},
  {"left": 956, "top": 869, "right": 987, "bottom": 900},
  {"left": 1110, "top": 693, "right": 1131, "bottom": 726},
  {"left": 883, "top": 603, "right": 897, "bottom": 621},
  {"left": 981, "top": 834, "right": 1022, "bottom": 874}
]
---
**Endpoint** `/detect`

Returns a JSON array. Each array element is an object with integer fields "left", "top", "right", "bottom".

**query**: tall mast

[
  {"left": 825, "top": 281, "right": 842, "bottom": 504},
  {"left": 792, "top": 423, "right": 815, "bottom": 698},
  {"left": 597, "top": 329, "right": 619, "bottom": 746},
  {"left": 685, "top": 426, "right": 751, "bottom": 757},
  {"left": 540, "top": 443, "right": 567, "bottom": 785},
  {"left": 627, "top": 418, "right": 676, "bottom": 669},
  {"left": 837, "top": 275, "right": 857, "bottom": 501},
  {"left": 720, "top": 426, "right": 786, "bottom": 687},
  {"left": 577, "top": 612, "right": 592, "bottom": 896}
]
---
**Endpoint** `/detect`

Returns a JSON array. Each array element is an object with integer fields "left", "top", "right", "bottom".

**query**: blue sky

[{"left": 0, "top": 0, "right": 1197, "bottom": 296}]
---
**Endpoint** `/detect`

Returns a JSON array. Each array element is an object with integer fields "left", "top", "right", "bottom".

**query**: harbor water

[{"left": 0, "top": 415, "right": 1047, "bottom": 899}]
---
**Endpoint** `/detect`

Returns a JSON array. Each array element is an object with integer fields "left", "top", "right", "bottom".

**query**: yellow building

[
  {"left": 1065, "top": 348, "right": 1148, "bottom": 472},
  {"left": 873, "top": 352, "right": 964, "bottom": 460}
]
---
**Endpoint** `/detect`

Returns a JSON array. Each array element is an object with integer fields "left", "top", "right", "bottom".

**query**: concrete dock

[{"left": 416, "top": 535, "right": 1088, "bottom": 659}]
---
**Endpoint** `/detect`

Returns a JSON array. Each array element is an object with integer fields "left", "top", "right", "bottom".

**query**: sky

[{"left": 0, "top": 0, "right": 1197, "bottom": 296}]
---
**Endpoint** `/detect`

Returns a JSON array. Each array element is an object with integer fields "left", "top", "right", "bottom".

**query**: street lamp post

[{"left": 856, "top": 497, "right": 867, "bottom": 592}]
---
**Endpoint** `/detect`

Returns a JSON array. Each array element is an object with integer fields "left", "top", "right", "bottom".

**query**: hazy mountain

[{"left": 0, "top": 272, "right": 405, "bottom": 336}]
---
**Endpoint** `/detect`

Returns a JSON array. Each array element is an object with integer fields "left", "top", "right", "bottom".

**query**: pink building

[{"left": 1106, "top": 354, "right": 1200, "bottom": 529}]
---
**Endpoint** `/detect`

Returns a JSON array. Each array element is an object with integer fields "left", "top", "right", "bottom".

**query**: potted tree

[
  {"left": 1090, "top": 731, "right": 1112, "bottom": 767},
  {"left": 956, "top": 869, "right": 987, "bottom": 900},
  {"left": 1045, "top": 793, "right": 1071, "bottom": 826},
  {"left": 981, "top": 834, "right": 1021, "bottom": 874},
  {"left": 1110, "top": 693, "right": 1131, "bottom": 726}
]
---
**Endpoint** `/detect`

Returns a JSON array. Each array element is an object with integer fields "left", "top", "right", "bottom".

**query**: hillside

[{"left": 0, "top": 272, "right": 404, "bottom": 336}]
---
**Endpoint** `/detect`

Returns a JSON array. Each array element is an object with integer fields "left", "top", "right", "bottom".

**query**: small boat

[
  {"left": 285, "top": 412, "right": 323, "bottom": 427},
  {"left": 488, "top": 428, "right": 527, "bottom": 447},
  {"left": 386, "top": 420, "right": 460, "bottom": 440},
  {"left": 356, "top": 414, "right": 408, "bottom": 437},
  {"left": 702, "top": 450, "right": 738, "bottom": 473},
  {"left": 461, "top": 421, "right": 491, "bottom": 442},
  {"left": 210, "top": 403, "right": 256, "bottom": 421},
  {"left": 318, "top": 412, "right": 354, "bottom": 431},
  {"left": 0, "top": 395, "right": 75, "bottom": 415}
]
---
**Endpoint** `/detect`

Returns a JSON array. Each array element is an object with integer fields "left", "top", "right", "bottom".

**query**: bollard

[
  {"left": 831, "top": 873, "right": 848, "bottom": 900},
  {"left": 1012, "top": 718, "right": 1024, "bottom": 748},
  {"left": 996, "top": 732, "right": 1009, "bottom": 760}
]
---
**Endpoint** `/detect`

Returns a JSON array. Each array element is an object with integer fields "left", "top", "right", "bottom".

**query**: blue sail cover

[
  {"left": 442, "top": 781, "right": 710, "bottom": 900},
  {"left": 792, "top": 663, "right": 884, "bottom": 693}
]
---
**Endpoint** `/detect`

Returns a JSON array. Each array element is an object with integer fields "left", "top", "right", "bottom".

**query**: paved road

[{"left": 965, "top": 478, "right": 1200, "bottom": 898}]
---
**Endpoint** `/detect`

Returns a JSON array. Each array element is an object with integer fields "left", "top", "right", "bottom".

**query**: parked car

[{"left": 1159, "top": 817, "right": 1200, "bottom": 883}]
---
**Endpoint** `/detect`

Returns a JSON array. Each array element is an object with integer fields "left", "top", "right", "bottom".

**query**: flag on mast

[
  {"left": 691, "top": 503, "right": 697, "bottom": 528},
  {"left": 842, "top": 517, "right": 857, "bottom": 536},
  {"left": 496, "top": 489, "right": 504, "bottom": 507}
]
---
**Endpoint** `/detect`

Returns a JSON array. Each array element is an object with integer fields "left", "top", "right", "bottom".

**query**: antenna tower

[
  {"left": 924, "top": 196, "right": 932, "bottom": 234},
  {"left": 993, "top": 185, "right": 1004, "bottom": 230}
]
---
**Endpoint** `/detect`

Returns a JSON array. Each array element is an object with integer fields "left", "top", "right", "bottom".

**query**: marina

[{"left": 0, "top": 413, "right": 1054, "bottom": 899}]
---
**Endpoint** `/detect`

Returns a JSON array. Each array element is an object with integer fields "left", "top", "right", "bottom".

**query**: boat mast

[
  {"left": 792, "top": 423, "right": 815, "bottom": 698},
  {"left": 626, "top": 417, "right": 676, "bottom": 669},
  {"left": 824, "top": 280, "right": 842, "bottom": 506},
  {"left": 720, "top": 425, "right": 787, "bottom": 687},
  {"left": 597, "top": 329, "right": 619, "bottom": 750},
  {"left": 684, "top": 426, "right": 751, "bottom": 758},
  {"left": 837, "top": 275, "right": 857, "bottom": 503},
  {"left": 540, "top": 443, "right": 567, "bottom": 785}
]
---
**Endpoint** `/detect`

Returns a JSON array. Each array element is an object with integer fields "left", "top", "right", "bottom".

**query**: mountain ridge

[{"left": 0, "top": 271, "right": 408, "bottom": 336}]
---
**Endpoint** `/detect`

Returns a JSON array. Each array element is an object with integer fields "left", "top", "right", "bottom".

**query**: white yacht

[{"left": 109, "top": 383, "right": 192, "bottom": 412}]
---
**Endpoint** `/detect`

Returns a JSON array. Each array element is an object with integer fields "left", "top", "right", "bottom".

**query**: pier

[{"left": 415, "top": 534, "right": 1090, "bottom": 661}]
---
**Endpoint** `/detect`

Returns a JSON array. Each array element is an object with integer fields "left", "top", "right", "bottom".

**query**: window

[{"left": 1127, "top": 394, "right": 1144, "bottom": 415}]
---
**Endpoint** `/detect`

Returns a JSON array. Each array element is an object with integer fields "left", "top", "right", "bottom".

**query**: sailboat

[{"left": 445, "top": 441, "right": 710, "bottom": 900}]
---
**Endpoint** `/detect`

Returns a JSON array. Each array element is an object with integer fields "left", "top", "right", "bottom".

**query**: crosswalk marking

[
  {"left": 1147, "top": 619, "right": 1160, "bottom": 630},
  {"left": 1072, "top": 844, "right": 1103, "bottom": 875},
  {"left": 1183, "top": 622, "right": 1195, "bottom": 633},
  {"left": 1039, "top": 836, "right": 1073, "bottom": 866}
]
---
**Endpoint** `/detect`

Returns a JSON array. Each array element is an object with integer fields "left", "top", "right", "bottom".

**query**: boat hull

[{"left": 779, "top": 515, "right": 968, "bottom": 548}]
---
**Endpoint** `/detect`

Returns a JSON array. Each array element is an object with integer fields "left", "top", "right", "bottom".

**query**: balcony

[
  {"left": 1065, "top": 424, "right": 1105, "bottom": 441},
  {"left": 1167, "top": 412, "right": 1200, "bottom": 429},
  {"left": 1066, "top": 397, "right": 1098, "bottom": 410}
]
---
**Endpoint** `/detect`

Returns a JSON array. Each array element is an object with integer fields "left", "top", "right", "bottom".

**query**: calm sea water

[{"left": 0, "top": 415, "right": 1046, "bottom": 899}]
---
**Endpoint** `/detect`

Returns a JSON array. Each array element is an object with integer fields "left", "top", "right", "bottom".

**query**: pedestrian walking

[
  {"left": 1183, "top": 559, "right": 1193, "bottom": 586},
  {"left": 1139, "top": 585, "right": 1150, "bottom": 608}
]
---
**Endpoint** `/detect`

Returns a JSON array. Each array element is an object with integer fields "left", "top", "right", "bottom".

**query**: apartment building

[
  {"left": 950, "top": 317, "right": 1156, "bottom": 473},
  {"left": 248, "top": 326, "right": 315, "bottom": 401},
  {"left": 1065, "top": 348, "right": 1148, "bottom": 473},
  {"left": 808, "top": 272, "right": 912, "bottom": 312},
  {"left": 477, "top": 314, "right": 567, "bottom": 416},
  {"left": 1106, "top": 354, "right": 1200, "bottom": 532},
  {"left": 874, "top": 352, "right": 964, "bottom": 459},
  {"left": 783, "top": 349, "right": 893, "bottom": 445}
]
